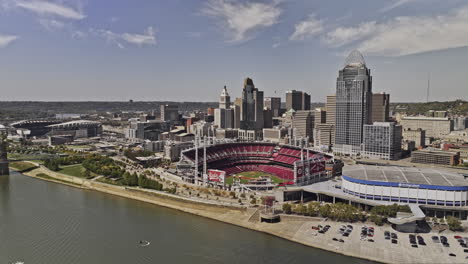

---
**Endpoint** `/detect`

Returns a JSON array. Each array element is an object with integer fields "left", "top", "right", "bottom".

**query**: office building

[
  {"left": 314, "top": 108, "right": 327, "bottom": 124},
  {"left": 453, "top": 117, "right": 468, "bottom": 131},
  {"left": 400, "top": 116, "right": 453, "bottom": 138},
  {"left": 214, "top": 86, "right": 234, "bottom": 129},
  {"left": 292, "top": 110, "right": 314, "bottom": 141},
  {"left": 372, "top": 93, "right": 390, "bottom": 122},
  {"left": 214, "top": 108, "right": 234, "bottom": 129},
  {"left": 263, "top": 109, "right": 273, "bottom": 128},
  {"left": 264, "top": 97, "right": 282, "bottom": 117},
  {"left": 334, "top": 50, "right": 373, "bottom": 154},
  {"left": 286, "top": 90, "right": 311, "bottom": 111},
  {"left": 326, "top": 95, "right": 336, "bottom": 126},
  {"left": 219, "top": 86, "right": 230, "bottom": 109},
  {"left": 362, "top": 122, "right": 402, "bottom": 160},
  {"left": 160, "top": 104, "right": 179, "bottom": 122},
  {"left": 125, "top": 120, "right": 170, "bottom": 141},
  {"left": 402, "top": 128, "right": 425, "bottom": 149},
  {"left": 189, "top": 121, "right": 213, "bottom": 137},
  {"left": 313, "top": 123, "right": 334, "bottom": 150},
  {"left": 240, "top": 78, "right": 264, "bottom": 131}
]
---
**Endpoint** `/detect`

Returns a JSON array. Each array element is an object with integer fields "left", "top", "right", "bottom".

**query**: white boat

[{"left": 139, "top": 240, "right": 150, "bottom": 247}]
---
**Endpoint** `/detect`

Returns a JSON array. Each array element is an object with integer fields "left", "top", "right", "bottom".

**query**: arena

[
  {"left": 177, "top": 142, "right": 341, "bottom": 187},
  {"left": 341, "top": 165, "right": 468, "bottom": 207}
]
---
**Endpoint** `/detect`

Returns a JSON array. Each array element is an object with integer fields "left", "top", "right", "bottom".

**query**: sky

[{"left": 1, "top": 0, "right": 468, "bottom": 102}]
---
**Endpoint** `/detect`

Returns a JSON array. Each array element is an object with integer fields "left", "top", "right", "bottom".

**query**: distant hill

[
  {"left": 0, "top": 101, "right": 218, "bottom": 123},
  {"left": 391, "top": 100, "right": 467, "bottom": 115}
]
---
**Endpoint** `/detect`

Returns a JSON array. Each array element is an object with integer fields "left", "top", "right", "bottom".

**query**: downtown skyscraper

[
  {"left": 334, "top": 50, "right": 373, "bottom": 154},
  {"left": 240, "top": 78, "right": 264, "bottom": 131}
]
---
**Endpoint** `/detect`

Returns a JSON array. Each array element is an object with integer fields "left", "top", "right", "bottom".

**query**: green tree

[
  {"left": 282, "top": 203, "right": 292, "bottom": 214},
  {"left": 319, "top": 204, "right": 332, "bottom": 218},
  {"left": 447, "top": 216, "right": 462, "bottom": 231},
  {"left": 307, "top": 202, "right": 320, "bottom": 217}
]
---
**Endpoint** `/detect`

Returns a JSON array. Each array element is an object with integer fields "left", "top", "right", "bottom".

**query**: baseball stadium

[{"left": 177, "top": 142, "right": 342, "bottom": 188}]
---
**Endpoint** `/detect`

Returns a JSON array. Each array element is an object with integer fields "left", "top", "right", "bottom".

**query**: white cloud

[
  {"left": 324, "top": 6, "right": 468, "bottom": 56},
  {"left": 380, "top": 0, "right": 415, "bottom": 13},
  {"left": 71, "top": 30, "right": 86, "bottom": 39},
  {"left": 0, "top": 34, "right": 18, "bottom": 47},
  {"left": 323, "top": 21, "right": 379, "bottom": 47},
  {"left": 289, "top": 15, "right": 323, "bottom": 41},
  {"left": 15, "top": 0, "right": 85, "bottom": 20},
  {"left": 202, "top": 0, "right": 281, "bottom": 43},
  {"left": 39, "top": 18, "right": 65, "bottom": 31},
  {"left": 92, "top": 26, "right": 156, "bottom": 48}
]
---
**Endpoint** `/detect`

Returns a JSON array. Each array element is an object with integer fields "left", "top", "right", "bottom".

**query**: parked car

[
  {"left": 432, "top": 236, "right": 440, "bottom": 243},
  {"left": 332, "top": 238, "right": 338, "bottom": 241}
]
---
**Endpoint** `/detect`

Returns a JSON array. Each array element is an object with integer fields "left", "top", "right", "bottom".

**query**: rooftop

[
  {"left": 344, "top": 50, "right": 366, "bottom": 68},
  {"left": 343, "top": 164, "right": 468, "bottom": 187}
]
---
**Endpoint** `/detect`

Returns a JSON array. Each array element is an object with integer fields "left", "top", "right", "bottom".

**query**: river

[{"left": 0, "top": 171, "right": 376, "bottom": 264}]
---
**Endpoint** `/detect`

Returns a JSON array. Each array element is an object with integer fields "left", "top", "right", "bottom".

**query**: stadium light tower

[
  {"left": 203, "top": 137, "right": 207, "bottom": 186},
  {"left": 194, "top": 135, "right": 199, "bottom": 185}
]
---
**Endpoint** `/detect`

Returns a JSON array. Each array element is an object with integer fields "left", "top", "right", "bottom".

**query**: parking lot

[{"left": 293, "top": 220, "right": 468, "bottom": 263}]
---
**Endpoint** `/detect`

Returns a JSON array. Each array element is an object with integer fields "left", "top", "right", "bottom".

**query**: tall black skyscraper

[
  {"left": 240, "top": 78, "right": 264, "bottom": 131},
  {"left": 334, "top": 50, "right": 373, "bottom": 154}
]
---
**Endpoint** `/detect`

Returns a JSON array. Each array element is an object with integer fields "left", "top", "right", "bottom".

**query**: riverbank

[{"left": 16, "top": 165, "right": 468, "bottom": 264}]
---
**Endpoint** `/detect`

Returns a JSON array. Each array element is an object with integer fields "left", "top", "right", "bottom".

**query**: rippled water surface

[{"left": 0, "top": 171, "right": 376, "bottom": 264}]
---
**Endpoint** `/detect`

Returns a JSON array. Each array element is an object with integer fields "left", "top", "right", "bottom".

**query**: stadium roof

[
  {"left": 343, "top": 165, "right": 468, "bottom": 188},
  {"left": 47, "top": 120, "right": 101, "bottom": 128}
]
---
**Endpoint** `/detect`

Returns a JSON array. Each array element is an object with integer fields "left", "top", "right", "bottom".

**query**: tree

[
  {"left": 319, "top": 204, "right": 332, "bottom": 218},
  {"left": 250, "top": 198, "right": 257, "bottom": 205},
  {"left": 293, "top": 203, "right": 307, "bottom": 215},
  {"left": 307, "top": 202, "right": 320, "bottom": 217},
  {"left": 84, "top": 169, "right": 92, "bottom": 179},
  {"left": 447, "top": 216, "right": 462, "bottom": 231},
  {"left": 282, "top": 203, "right": 292, "bottom": 214}
]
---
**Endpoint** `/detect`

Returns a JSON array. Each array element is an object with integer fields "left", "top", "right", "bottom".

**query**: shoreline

[{"left": 13, "top": 166, "right": 466, "bottom": 264}]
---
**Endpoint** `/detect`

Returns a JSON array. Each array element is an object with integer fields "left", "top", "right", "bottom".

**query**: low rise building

[
  {"left": 400, "top": 116, "right": 453, "bottom": 138},
  {"left": 263, "top": 127, "right": 289, "bottom": 143},
  {"left": 143, "top": 140, "right": 165, "bottom": 152},
  {"left": 411, "top": 150, "right": 460, "bottom": 166}
]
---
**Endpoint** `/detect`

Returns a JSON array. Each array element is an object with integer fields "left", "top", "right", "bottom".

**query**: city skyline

[{"left": 1, "top": 0, "right": 468, "bottom": 102}]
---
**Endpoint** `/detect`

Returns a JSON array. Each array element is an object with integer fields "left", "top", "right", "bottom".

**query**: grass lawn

[
  {"left": 9, "top": 161, "right": 38, "bottom": 172},
  {"left": 224, "top": 171, "right": 286, "bottom": 185},
  {"left": 59, "top": 164, "right": 90, "bottom": 178}
]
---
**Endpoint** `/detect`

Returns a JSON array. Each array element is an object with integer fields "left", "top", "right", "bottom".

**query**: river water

[{"left": 0, "top": 171, "right": 376, "bottom": 264}]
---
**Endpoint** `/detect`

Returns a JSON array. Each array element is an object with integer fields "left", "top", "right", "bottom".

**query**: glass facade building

[{"left": 334, "top": 50, "right": 373, "bottom": 154}]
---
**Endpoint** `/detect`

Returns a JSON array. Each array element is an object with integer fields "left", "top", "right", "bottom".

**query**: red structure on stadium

[{"left": 178, "top": 142, "right": 335, "bottom": 186}]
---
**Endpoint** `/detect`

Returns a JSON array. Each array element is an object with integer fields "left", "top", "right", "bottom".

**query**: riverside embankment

[{"left": 15, "top": 164, "right": 468, "bottom": 264}]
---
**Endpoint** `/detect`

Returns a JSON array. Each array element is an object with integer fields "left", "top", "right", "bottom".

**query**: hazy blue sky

[{"left": 1, "top": 0, "right": 468, "bottom": 102}]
